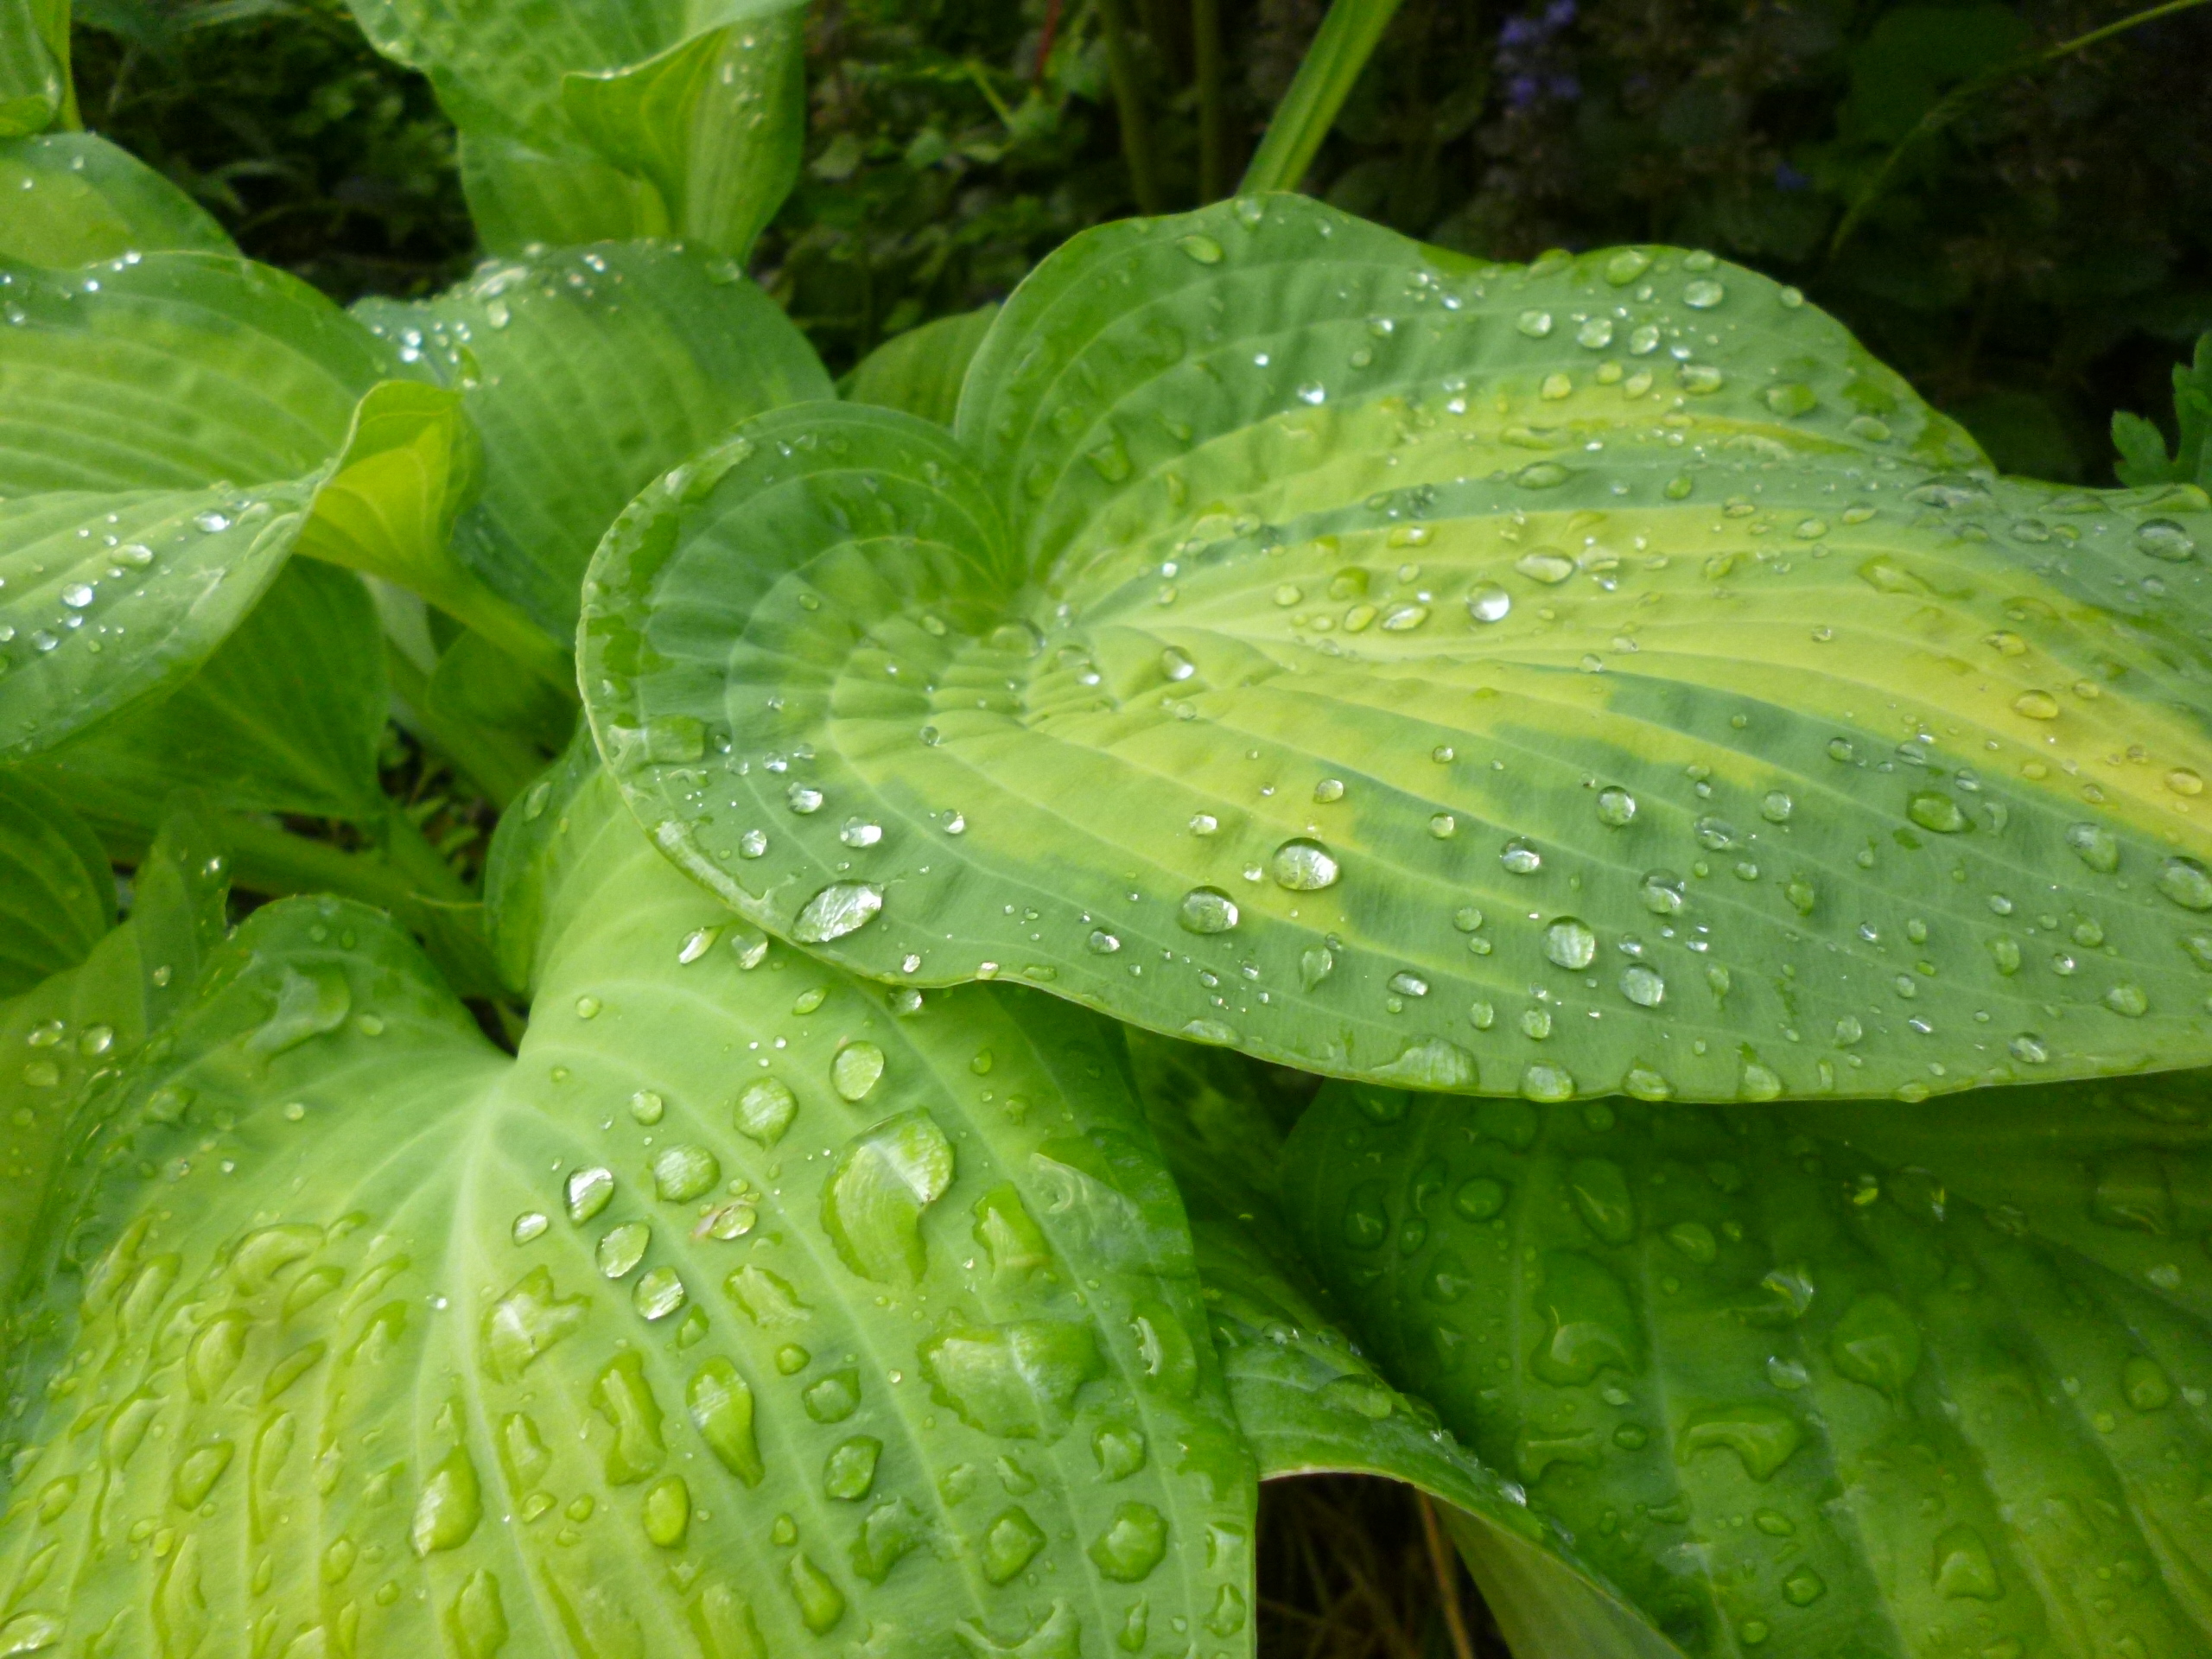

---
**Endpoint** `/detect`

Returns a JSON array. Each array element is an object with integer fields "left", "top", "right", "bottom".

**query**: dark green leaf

[
  {"left": 0, "top": 772, "right": 112, "bottom": 995},
  {"left": 2113, "top": 333, "right": 2212, "bottom": 492},
  {"left": 0, "top": 0, "right": 70, "bottom": 137},
  {"left": 1281, "top": 1078, "right": 2212, "bottom": 1657},
  {"left": 582, "top": 194, "right": 2212, "bottom": 1104}
]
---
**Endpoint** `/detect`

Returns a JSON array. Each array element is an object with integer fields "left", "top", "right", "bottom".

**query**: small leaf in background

[
  {"left": 0, "top": 772, "right": 113, "bottom": 995},
  {"left": 584, "top": 192, "right": 2212, "bottom": 1103},
  {"left": 1281, "top": 1077, "right": 2212, "bottom": 1657},
  {"left": 357, "top": 238, "right": 832, "bottom": 642},
  {"left": 0, "top": 0, "right": 72, "bottom": 136},
  {"left": 0, "top": 130, "right": 234, "bottom": 265},
  {"left": 0, "top": 764, "right": 1257, "bottom": 1656},
  {"left": 844, "top": 303, "right": 1001, "bottom": 429},
  {"left": 344, "top": 0, "right": 807, "bottom": 257},
  {"left": 2113, "top": 333, "right": 2212, "bottom": 493}
]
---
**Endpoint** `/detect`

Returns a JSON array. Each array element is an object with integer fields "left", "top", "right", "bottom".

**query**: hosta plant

[{"left": 3, "top": 0, "right": 2209, "bottom": 1655}]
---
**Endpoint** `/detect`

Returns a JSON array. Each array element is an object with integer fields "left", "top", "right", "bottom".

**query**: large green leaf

[
  {"left": 358, "top": 240, "right": 831, "bottom": 641},
  {"left": 0, "top": 772, "right": 111, "bottom": 995},
  {"left": 846, "top": 305, "right": 1001, "bottom": 429},
  {"left": 346, "top": 0, "right": 805, "bottom": 257},
  {"left": 1281, "top": 1078, "right": 2212, "bottom": 1658},
  {"left": 20, "top": 558, "right": 389, "bottom": 835},
  {"left": 0, "top": 760, "right": 1257, "bottom": 1658},
  {"left": 582, "top": 192, "right": 2212, "bottom": 1103},
  {"left": 0, "top": 798, "right": 227, "bottom": 1294},
  {"left": 1131, "top": 1033, "right": 1674, "bottom": 1659},
  {"left": 0, "top": 132, "right": 234, "bottom": 266}
]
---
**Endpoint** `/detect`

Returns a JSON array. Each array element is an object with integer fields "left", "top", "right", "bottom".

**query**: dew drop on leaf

[{"left": 1178, "top": 887, "right": 1239, "bottom": 933}]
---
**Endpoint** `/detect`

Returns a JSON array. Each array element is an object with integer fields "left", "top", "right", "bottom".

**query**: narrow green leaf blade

[
  {"left": 583, "top": 194, "right": 2212, "bottom": 1102},
  {"left": 20, "top": 558, "right": 389, "bottom": 832},
  {"left": 359, "top": 241, "right": 830, "bottom": 641},
  {"left": 848, "top": 304, "right": 1000, "bottom": 428},
  {"left": 1239, "top": 0, "right": 1406, "bottom": 194},
  {"left": 0, "top": 132, "right": 234, "bottom": 265},
  {"left": 0, "top": 772, "right": 112, "bottom": 994},
  {"left": 0, "top": 766, "right": 1257, "bottom": 1658},
  {"left": 1281, "top": 1079, "right": 2212, "bottom": 1657}
]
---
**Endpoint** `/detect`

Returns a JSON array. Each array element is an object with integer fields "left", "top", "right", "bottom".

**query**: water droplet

[
  {"left": 2104, "top": 983, "right": 2150, "bottom": 1017},
  {"left": 1522, "top": 1064, "right": 1575, "bottom": 1103},
  {"left": 839, "top": 817, "right": 882, "bottom": 849},
  {"left": 1577, "top": 317, "right": 1615, "bottom": 348},
  {"left": 786, "top": 783, "right": 824, "bottom": 814},
  {"left": 410, "top": 1446, "right": 482, "bottom": 1556},
  {"left": 1501, "top": 839, "right": 1542, "bottom": 875},
  {"left": 1596, "top": 786, "right": 1637, "bottom": 826},
  {"left": 2121, "top": 1353, "right": 2172, "bottom": 1411},
  {"left": 823, "top": 1111, "right": 956, "bottom": 1285},
  {"left": 1906, "top": 791, "right": 1967, "bottom": 834},
  {"left": 2012, "top": 690, "right": 2060, "bottom": 720},
  {"left": 832, "top": 1041, "right": 886, "bottom": 1102},
  {"left": 1605, "top": 250, "right": 1651, "bottom": 284},
  {"left": 1178, "top": 887, "right": 1239, "bottom": 933},
  {"left": 1620, "top": 964, "right": 1664, "bottom": 1007},
  {"left": 1514, "top": 549, "right": 1575, "bottom": 583},
  {"left": 1679, "top": 1403, "right": 1802, "bottom": 1481},
  {"left": 2065, "top": 822, "right": 2120, "bottom": 874},
  {"left": 511, "top": 1212, "right": 549, "bottom": 1244},
  {"left": 1313, "top": 778, "right": 1345, "bottom": 803},
  {"left": 566, "top": 1167, "right": 615, "bottom": 1223},
  {"left": 1387, "top": 970, "right": 1429, "bottom": 997},
  {"left": 1516, "top": 309, "right": 1554, "bottom": 338},
  {"left": 2167, "top": 767, "right": 2203, "bottom": 797},
  {"left": 1693, "top": 816, "right": 1737, "bottom": 851},
  {"left": 1467, "top": 583, "right": 1512, "bottom": 621},
  {"left": 1161, "top": 646, "right": 1196, "bottom": 682},
  {"left": 793, "top": 882, "right": 883, "bottom": 943},
  {"left": 653, "top": 1144, "right": 721, "bottom": 1202},
  {"left": 1270, "top": 838, "right": 1340, "bottom": 891},
  {"left": 1428, "top": 812, "right": 1457, "bottom": 838},
  {"left": 1760, "top": 791, "right": 1793, "bottom": 823},
  {"left": 823, "top": 1436, "right": 882, "bottom": 1501},
  {"left": 1178, "top": 234, "right": 1224, "bottom": 264},
  {"left": 1828, "top": 1293, "right": 1921, "bottom": 1397},
  {"left": 597, "top": 1223, "right": 650, "bottom": 1278},
  {"left": 1931, "top": 1526, "right": 2001, "bottom": 1600},
  {"left": 2136, "top": 519, "right": 2196, "bottom": 562},
  {"left": 644, "top": 1474, "right": 690, "bottom": 1548},
  {"left": 634, "top": 1266, "right": 686, "bottom": 1319},
  {"left": 1543, "top": 917, "right": 1597, "bottom": 970},
  {"left": 1640, "top": 870, "right": 1686, "bottom": 914},
  {"left": 1567, "top": 1158, "right": 1635, "bottom": 1243},
  {"left": 1682, "top": 278, "right": 1726, "bottom": 308},
  {"left": 2157, "top": 855, "right": 2212, "bottom": 911}
]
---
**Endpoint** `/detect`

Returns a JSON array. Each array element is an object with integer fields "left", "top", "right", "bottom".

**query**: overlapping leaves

[
  {"left": 0, "top": 758, "right": 1257, "bottom": 1658},
  {"left": 583, "top": 190, "right": 2212, "bottom": 1104},
  {"left": 1281, "top": 1077, "right": 2212, "bottom": 1657}
]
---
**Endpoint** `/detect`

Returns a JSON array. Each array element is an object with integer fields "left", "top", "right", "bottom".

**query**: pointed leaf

[
  {"left": 847, "top": 305, "right": 1001, "bottom": 428},
  {"left": 19, "top": 558, "right": 389, "bottom": 832},
  {"left": 1281, "top": 1078, "right": 2212, "bottom": 1657},
  {"left": 346, "top": 0, "right": 808, "bottom": 257},
  {"left": 358, "top": 240, "right": 830, "bottom": 640},
  {"left": 582, "top": 194, "right": 2212, "bottom": 1103},
  {"left": 2113, "top": 333, "right": 2212, "bottom": 492},
  {"left": 0, "top": 132, "right": 234, "bottom": 265},
  {"left": 0, "top": 772, "right": 112, "bottom": 994},
  {"left": 0, "top": 798, "right": 227, "bottom": 1293},
  {"left": 0, "top": 764, "right": 1257, "bottom": 1657},
  {"left": 0, "top": 0, "right": 69, "bottom": 137}
]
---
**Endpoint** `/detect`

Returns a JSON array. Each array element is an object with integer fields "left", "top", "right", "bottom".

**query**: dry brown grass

[{"left": 1258, "top": 1478, "right": 1511, "bottom": 1659}]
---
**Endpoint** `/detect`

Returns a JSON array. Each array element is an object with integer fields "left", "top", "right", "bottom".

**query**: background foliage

[{"left": 68, "top": 0, "right": 2212, "bottom": 479}]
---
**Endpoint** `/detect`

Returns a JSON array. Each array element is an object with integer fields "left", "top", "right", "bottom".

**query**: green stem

[
  {"left": 1193, "top": 0, "right": 1228, "bottom": 200},
  {"left": 1241, "top": 0, "right": 1406, "bottom": 194},
  {"left": 1096, "top": 0, "right": 1164, "bottom": 213},
  {"left": 1828, "top": 0, "right": 2211, "bottom": 258},
  {"left": 385, "top": 644, "right": 544, "bottom": 811}
]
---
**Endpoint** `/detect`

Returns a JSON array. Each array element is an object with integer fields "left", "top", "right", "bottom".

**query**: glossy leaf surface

[
  {"left": 0, "top": 0, "right": 69, "bottom": 137},
  {"left": 0, "top": 132, "right": 235, "bottom": 266},
  {"left": 346, "top": 0, "right": 804, "bottom": 257},
  {"left": 20, "top": 559, "right": 390, "bottom": 836},
  {"left": 846, "top": 305, "right": 1000, "bottom": 428},
  {"left": 359, "top": 241, "right": 831, "bottom": 641},
  {"left": 0, "top": 760, "right": 1255, "bottom": 1658},
  {"left": 0, "top": 772, "right": 112, "bottom": 995},
  {"left": 1282, "top": 1078, "right": 2212, "bottom": 1657},
  {"left": 0, "top": 801, "right": 226, "bottom": 1294},
  {"left": 583, "top": 193, "right": 2212, "bottom": 1103}
]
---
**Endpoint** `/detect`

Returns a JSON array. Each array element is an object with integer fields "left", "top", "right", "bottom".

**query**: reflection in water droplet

[
  {"left": 1620, "top": 964, "right": 1664, "bottom": 1007},
  {"left": 1640, "top": 871, "right": 1686, "bottom": 915},
  {"left": 1501, "top": 839, "right": 1542, "bottom": 875},
  {"left": 1270, "top": 838, "right": 1340, "bottom": 891},
  {"left": 793, "top": 883, "right": 884, "bottom": 943},
  {"left": 596, "top": 1223, "right": 650, "bottom": 1278},
  {"left": 1543, "top": 918, "right": 1597, "bottom": 970},
  {"left": 832, "top": 1042, "right": 886, "bottom": 1102},
  {"left": 1161, "top": 646, "right": 1196, "bottom": 682},
  {"left": 566, "top": 1168, "right": 614, "bottom": 1223},
  {"left": 1596, "top": 787, "right": 1637, "bottom": 826},
  {"left": 1178, "top": 887, "right": 1240, "bottom": 933},
  {"left": 1468, "top": 584, "right": 1512, "bottom": 622}
]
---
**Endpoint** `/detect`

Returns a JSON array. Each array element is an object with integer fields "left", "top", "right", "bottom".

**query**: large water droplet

[
  {"left": 2065, "top": 822, "right": 2120, "bottom": 874},
  {"left": 1930, "top": 1526, "right": 2001, "bottom": 1600},
  {"left": 1500, "top": 839, "right": 1542, "bottom": 874},
  {"left": 832, "top": 1041, "right": 886, "bottom": 1102},
  {"left": 2012, "top": 690, "right": 2060, "bottom": 720},
  {"left": 1596, "top": 787, "right": 1637, "bottom": 826},
  {"left": 2135, "top": 519, "right": 2196, "bottom": 562},
  {"left": 1178, "top": 887, "right": 1239, "bottom": 933},
  {"left": 410, "top": 1446, "right": 482, "bottom": 1556},
  {"left": 822, "top": 1111, "right": 956, "bottom": 1285},
  {"left": 1620, "top": 964, "right": 1664, "bottom": 1007},
  {"left": 1640, "top": 870, "right": 1686, "bottom": 914},
  {"left": 1270, "top": 838, "right": 1340, "bottom": 891},
  {"left": 597, "top": 1222, "right": 650, "bottom": 1278},
  {"left": 734, "top": 1077, "right": 797, "bottom": 1146},
  {"left": 1906, "top": 791, "right": 1967, "bottom": 834},
  {"left": 1089, "top": 1502, "right": 1168, "bottom": 1581},
  {"left": 2156, "top": 855, "right": 2212, "bottom": 911},
  {"left": 1543, "top": 917, "right": 1597, "bottom": 969},
  {"left": 793, "top": 883, "right": 883, "bottom": 943},
  {"left": 1828, "top": 1293, "right": 1920, "bottom": 1398},
  {"left": 566, "top": 1167, "right": 615, "bottom": 1223},
  {"left": 1178, "top": 234, "right": 1224, "bottom": 264},
  {"left": 1679, "top": 1403, "right": 1802, "bottom": 1481},
  {"left": 1467, "top": 584, "right": 1511, "bottom": 622},
  {"left": 653, "top": 1144, "right": 720, "bottom": 1203}
]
